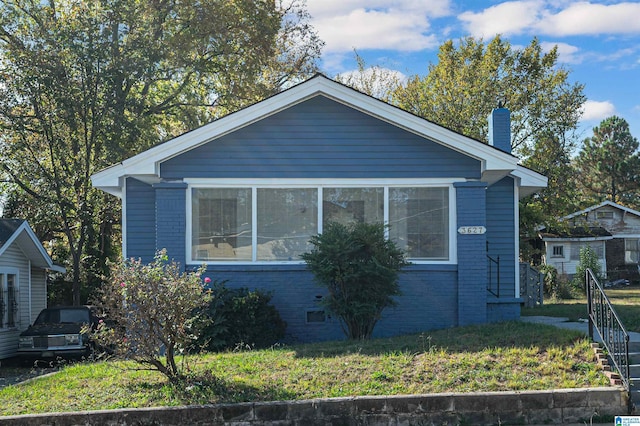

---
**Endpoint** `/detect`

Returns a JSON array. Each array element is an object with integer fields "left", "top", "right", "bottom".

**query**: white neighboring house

[
  {"left": 0, "top": 219, "right": 65, "bottom": 359},
  {"left": 539, "top": 226, "right": 611, "bottom": 278},
  {"left": 540, "top": 201, "right": 640, "bottom": 281}
]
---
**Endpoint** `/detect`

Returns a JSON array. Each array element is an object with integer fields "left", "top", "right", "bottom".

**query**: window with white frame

[
  {"left": 0, "top": 271, "right": 18, "bottom": 328},
  {"left": 257, "top": 188, "right": 318, "bottom": 261},
  {"left": 322, "top": 187, "right": 384, "bottom": 226},
  {"left": 552, "top": 245, "right": 564, "bottom": 257},
  {"left": 189, "top": 184, "right": 452, "bottom": 263},
  {"left": 389, "top": 187, "right": 449, "bottom": 260},
  {"left": 191, "top": 188, "right": 252, "bottom": 261},
  {"left": 625, "top": 239, "right": 640, "bottom": 264}
]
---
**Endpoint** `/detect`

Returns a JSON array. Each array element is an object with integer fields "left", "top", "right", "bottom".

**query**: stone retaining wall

[{"left": 0, "top": 387, "right": 627, "bottom": 425}]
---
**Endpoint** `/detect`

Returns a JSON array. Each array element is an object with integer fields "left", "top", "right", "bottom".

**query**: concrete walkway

[{"left": 521, "top": 315, "right": 640, "bottom": 343}]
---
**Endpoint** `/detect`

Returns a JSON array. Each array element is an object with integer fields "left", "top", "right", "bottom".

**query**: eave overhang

[
  {"left": 0, "top": 221, "right": 66, "bottom": 272},
  {"left": 91, "top": 75, "right": 545, "bottom": 198}
]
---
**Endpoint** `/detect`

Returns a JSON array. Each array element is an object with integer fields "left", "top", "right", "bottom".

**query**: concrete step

[
  {"left": 629, "top": 342, "right": 640, "bottom": 352},
  {"left": 629, "top": 387, "right": 640, "bottom": 410},
  {"left": 630, "top": 352, "right": 640, "bottom": 365},
  {"left": 629, "top": 378, "right": 640, "bottom": 395}
]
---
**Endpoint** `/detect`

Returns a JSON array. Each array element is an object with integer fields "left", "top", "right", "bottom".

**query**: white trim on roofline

[
  {"left": 184, "top": 177, "right": 466, "bottom": 186},
  {"left": 92, "top": 75, "right": 531, "bottom": 197},
  {"left": 0, "top": 221, "right": 65, "bottom": 272},
  {"left": 612, "top": 234, "right": 640, "bottom": 239},
  {"left": 512, "top": 166, "right": 548, "bottom": 198},
  {"left": 561, "top": 200, "right": 640, "bottom": 221},
  {"left": 541, "top": 236, "right": 614, "bottom": 242}
]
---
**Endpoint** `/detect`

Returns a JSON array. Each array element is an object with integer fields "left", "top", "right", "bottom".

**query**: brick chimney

[{"left": 488, "top": 107, "right": 511, "bottom": 154}]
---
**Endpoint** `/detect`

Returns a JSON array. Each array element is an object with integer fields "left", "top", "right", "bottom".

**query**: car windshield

[{"left": 34, "top": 308, "right": 90, "bottom": 325}]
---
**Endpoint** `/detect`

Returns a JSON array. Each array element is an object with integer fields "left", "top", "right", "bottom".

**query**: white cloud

[
  {"left": 306, "top": 0, "right": 451, "bottom": 20},
  {"left": 459, "top": 1, "right": 640, "bottom": 38},
  {"left": 537, "top": 2, "right": 640, "bottom": 36},
  {"left": 315, "top": 9, "right": 439, "bottom": 53},
  {"left": 541, "top": 41, "right": 584, "bottom": 64},
  {"left": 458, "top": 1, "right": 544, "bottom": 38},
  {"left": 581, "top": 100, "right": 616, "bottom": 122},
  {"left": 306, "top": 0, "right": 452, "bottom": 54}
]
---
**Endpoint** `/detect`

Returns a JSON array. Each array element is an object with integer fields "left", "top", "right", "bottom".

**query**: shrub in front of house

[
  {"left": 92, "top": 249, "right": 210, "bottom": 381},
  {"left": 191, "top": 281, "right": 286, "bottom": 352},
  {"left": 301, "top": 221, "right": 409, "bottom": 340}
]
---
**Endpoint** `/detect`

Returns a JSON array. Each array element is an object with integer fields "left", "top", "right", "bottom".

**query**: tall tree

[
  {"left": 392, "top": 36, "right": 585, "bottom": 154},
  {"left": 519, "top": 131, "right": 580, "bottom": 262},
  {"left": 334, "top": 51, "right": 404, "bottom": 103},
  {"left": 0, "top": 0, "right": 322, "bottom": 304},
  {"left": 574, "top": 116, "right": 640, "bottom": 207}
]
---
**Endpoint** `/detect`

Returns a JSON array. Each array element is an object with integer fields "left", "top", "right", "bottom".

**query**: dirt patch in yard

[{"left": 0, "top": 357, "right": 59, "bottom": 389}]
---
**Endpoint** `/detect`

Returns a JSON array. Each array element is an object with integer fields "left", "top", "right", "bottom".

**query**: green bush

[
  {"left": 92, "top": 250, "right": 209, "bottom": 381},
  {"left": 192, "top": 281, "right": 286, "bottom": 352},
  {"left": 555, "top": 275, "right": 578, "bottom": 300},
  {"left": 572, "top": 245, "right": 604, "bottom": 291},
  {"left": 539, "top": 265, "right": 574, "bottom": 300},
  {"left": 301, "top": 221, "right": 409, "bottom": 340},
  {"left": 539, "top": 264, "right": 558, "bottom": 296}
]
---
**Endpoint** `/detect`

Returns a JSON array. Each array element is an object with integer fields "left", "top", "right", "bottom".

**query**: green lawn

[
  {"left": 521, "top": 284, "right": 640, "bottom": 332},
  {"left": 0, "top": 321, "right": 608, "bottom": 416}
]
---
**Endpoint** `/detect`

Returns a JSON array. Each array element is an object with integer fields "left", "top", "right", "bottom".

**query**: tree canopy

[
  {"left": 0, "top": 0, "right": 322, "bottom": 304},
  {"left": 392, "top": 36, "right": 585, "bottom": 154},
  {"left": 574, "top": 116, "right": 640, "bottom": 206},
  {"left": 334, "top": 51, "right": 404, "bottom": 103}
]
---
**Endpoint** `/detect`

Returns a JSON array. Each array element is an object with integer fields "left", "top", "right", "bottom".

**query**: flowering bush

[{"left": 92, "top": 249, "right": 209, "bottom": 381}]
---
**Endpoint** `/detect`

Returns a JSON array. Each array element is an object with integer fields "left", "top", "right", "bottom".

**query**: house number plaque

[{"left": 458, "top": 226, "right": 486, "bottom": 235}]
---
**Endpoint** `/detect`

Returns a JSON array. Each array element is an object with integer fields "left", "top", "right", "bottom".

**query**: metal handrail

[
  {"left": 487, "top": 255, "right": 500, "bottom": 297},
  {"left": 586, "top": 268, "right": 630, "bottom": 391}
]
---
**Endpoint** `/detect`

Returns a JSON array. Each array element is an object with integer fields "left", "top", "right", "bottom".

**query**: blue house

[{"left": 91, "top": 75, "right": 547, "bottom": 342}]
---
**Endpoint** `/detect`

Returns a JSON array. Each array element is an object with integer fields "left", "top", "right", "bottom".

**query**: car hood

[{"left": 20, "top": 323, "right": 85, "bottom": 336}]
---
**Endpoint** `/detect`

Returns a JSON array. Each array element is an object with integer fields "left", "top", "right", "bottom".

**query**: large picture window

[
  {"left": 192, "top": 188, "right": 252, "bottom": 261},
  {"left": 189, "top": 184, "right": 452, "bottom": 263},
  {"left": 389, "top": 187, "right": 449, "bottom": 260},
  {"left": 257, "top": 188, "right": 318, "bottom": 261},
  {"left": 323, "top": 187, "right": 383, "bottom": 226}
]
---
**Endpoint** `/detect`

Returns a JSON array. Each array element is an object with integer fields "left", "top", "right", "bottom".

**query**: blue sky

[{"left": 305, "top": 0, "right": 640, "bottom": 146}]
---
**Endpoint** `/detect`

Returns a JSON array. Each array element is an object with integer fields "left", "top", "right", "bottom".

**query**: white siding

[
  {"left": 544, "top": 240, "right": 606, "bottom": 277},
  {"left": 0, "top": 244, "right": 48, "bottom": 359},
  {"left": 30, "top": 268, "right": 47, "bottom": 323}
]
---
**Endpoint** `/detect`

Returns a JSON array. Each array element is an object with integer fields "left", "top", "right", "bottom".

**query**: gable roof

[
  {"left": 561, "top": 200, "right": 640, "bottom": 221},
  {"left": 539, "top": 226, "right": 613, "bottom": 241},
  {"left": 91, "top": 74, "right": 547, "bottom": 197},
  {"left": 0, "top": 219, "right": 65, "bottom": 272}
]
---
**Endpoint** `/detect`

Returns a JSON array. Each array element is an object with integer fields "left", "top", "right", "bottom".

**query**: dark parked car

[{"left": 18, "top": 306, "right": 99, "bottom": 361}]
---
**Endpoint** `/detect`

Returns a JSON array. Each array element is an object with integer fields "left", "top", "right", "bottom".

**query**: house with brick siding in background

[{"left": 91, "top": 74, "right": 547, "bottom": 342}]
